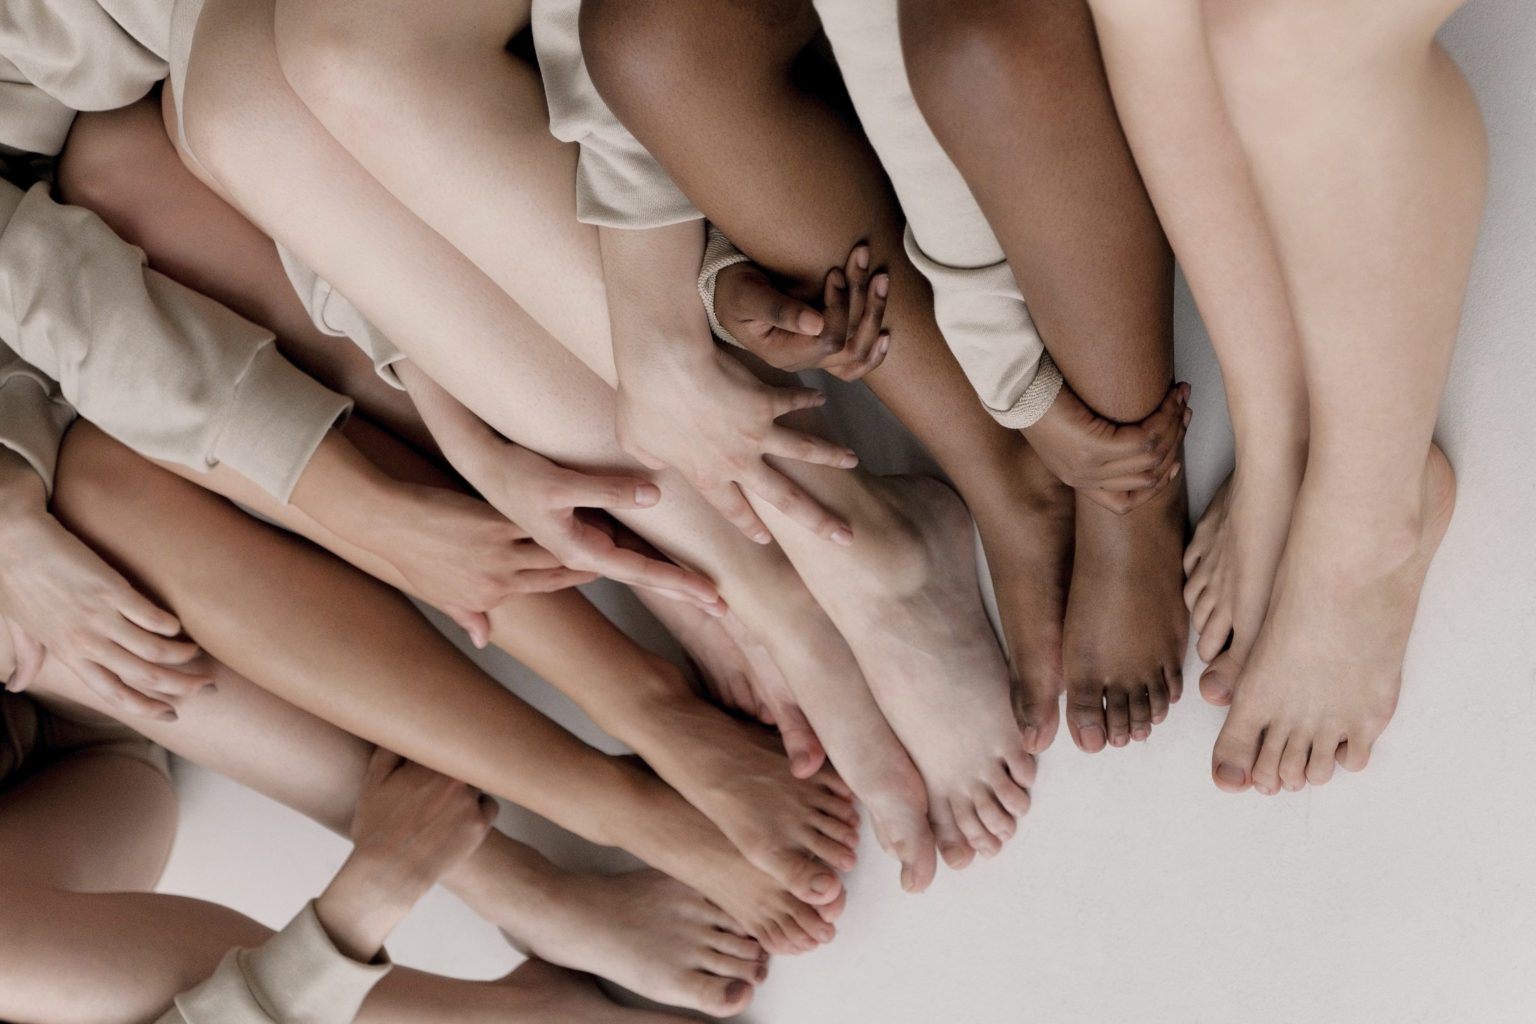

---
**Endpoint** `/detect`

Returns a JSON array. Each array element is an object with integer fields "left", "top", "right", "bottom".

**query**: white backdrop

[{"left": 160, "top": 3, "right": 1536, "bottom": 1021}]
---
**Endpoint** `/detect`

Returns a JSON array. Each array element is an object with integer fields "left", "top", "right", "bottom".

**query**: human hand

[
  {"left": 317, "top": 749, "right": 498, "bottom": 962},
  {"left": 474, "top": 440, "right": 724, "bottom": 613},
  {"left": 714, "top": 244, "right": 891, "bottom": 382},
  {"left": 1021, "top": 381, "right": 1191, "bottom": 514},
  {"left": 375, "top": 484, "right": 601, "bottom": 648},
  {"left": 0, "top": 501, "right": 205, "bottom": 719},
  {"left": 616, "top": 340, "right": 860, "bottom": 545}
]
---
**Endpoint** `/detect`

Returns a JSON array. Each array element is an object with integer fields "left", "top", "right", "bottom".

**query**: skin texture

[
  {"left": 59, "top": 99, "right": 862, "bottom": 918},
  {"left": 1081, "top": 0, "right": 1480, "bottom": 792}
]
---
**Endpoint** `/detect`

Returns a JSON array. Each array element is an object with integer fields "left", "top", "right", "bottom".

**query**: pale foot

[
  {"left": 494, "top": 959, "right": 702, "bottom": 1024},
  {"left": 1063, "top": 468, "right": 1189, "bottom": 750},
  {"left": 628, "top": 683, "right": 861, "bottom": 907},
  {"left": 1183, "top": 446, "right": 1305, "bottom": 700},
  {"left": 1211, "top": 446, "right": 1455, "bottom": 795},
  {"left": 487, "top": 865, "right": 766, "bottom": 1018},
  {"left": 788, "top": 477, "right": 1036, "bottom": 870},
  {"left": 640, "top": 592, "right": 827, "bottom": 777},
  {"left": 972, "top": 442, "right": 1075, "bottom": 753},
  {"left": 724, "top": 558, "right": 939, "bottom": 894}
]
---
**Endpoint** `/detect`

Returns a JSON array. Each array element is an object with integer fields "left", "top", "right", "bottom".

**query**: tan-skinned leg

[
  {"left": 1201, "top": 0, "right": 1479, "bottom": 793},
  {"left": 49, "top": 424, "right": 836, "bottom": 955},
  {"left": 0, "top": 743, "right": 693, "bottom": 1024},
  {"left": 175, "top": 0, "right": 938, "bottom": 891},
  {"left": 54, "top": 91, "right": 861, "bottom": 913},
  {"left": 7, "top": 642, "right": 767, "bottom": 1018},
  {"left": 1084, "top": 0, "right": 1308, "bottom": 698},
  {"left": 898, "top": 0, "right": 1188, "bottom": 752}
]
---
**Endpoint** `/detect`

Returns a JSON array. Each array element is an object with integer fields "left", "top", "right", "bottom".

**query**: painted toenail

[
  {"left": 1215, "top": 762, "right": 1246, "bottom": 786},
  {"left": 810, "top": 874, "right": 835, "bottom": 895}
]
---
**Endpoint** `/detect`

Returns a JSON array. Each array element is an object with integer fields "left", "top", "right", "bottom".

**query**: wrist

[{"left": 314, "top": 851, "right": 425, "bottom": 963}]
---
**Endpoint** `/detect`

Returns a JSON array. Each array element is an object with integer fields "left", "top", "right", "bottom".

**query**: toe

[
  {"left": 1148, "top": 674, "right": 1171, "bottom": 724},
  {"left": 1182, "top": 562, "right": 1208, "bottom": 611},
  {"left": 1164, "top": 661, "right": 1185, "bottom": 705},
  {"left": 813, "top": 885, "right": 847, "bottom": 923},
  {"left": 1128, "top": 688, "right": 1154, "bottom": 741},
  {"left": 929, "top": 799, "right": 974, "bottom": 871},
  {"left": 702, "top": 950, "right": 767, "bottom": 985},
  {"left": 770, "top": 849, "right": 841, "bottom": 906},
  {"left": 1196, "top": 607, "right": 1233, "bottom": 664},
  {"left": 1066, "top": 682, "right": 1108, "bottom": 753},
  {"left": 973, "top": 789, "right": 1017, "bottom": 846},
  {"left": 1199, "top": 651, "right": 1240, "bottom": 706},
  {"left": 1306, "top": 734, "right": 1340, "bottom": 786},
  {"left": 951, "top": 797, "right": 1001, "bottom": 859},
  {"left": 773, "top": 703, "right": 826, "bottom": 780},
  {"left": 1016, "top": 691, "right": 1062, "bottom": 754},
  {"left": 805, "top": 825, "right": 858, "bottom": 873},
  {"left": 709, "top": 929, "right": 767, "bottom": 962},
  {"left": 993, "top": 762, "right": 1034, "bottom": 819},
  {"left": 1191, "top": 587, "right": 1218, "bottom": 636},
  {"left": 694, "top": 973, "right": 755, "bottom": 1017},
  {"left": 1250, "top": 728, "right": 1286, "bottom": 796},
  {"left": 787, "top": 896, "right": 835, "bottom": 948},
  {"left": 1210, "top": 706, "right": 1264, "bottom": 793},
  {"left": 1336, "top": 736, "right": 1372, "bottom": 773},
  {"left": 1105, "top": 690, "right": 1132, "bottom": 747},
  {"left": 1278, "top": 736, "right": 1311, "bottom": 792},
  {"left": 815, "top": 791, "right": 862, "bottom": 830},
  {"left": 1004, "top": 748, "right": 1038, "bottom": 790},
  {"left": 870, "top": 795, "right": 938, "bottom": 893}
]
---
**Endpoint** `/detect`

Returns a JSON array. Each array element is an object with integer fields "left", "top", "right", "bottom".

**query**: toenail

[
  {"left": 726, "top": 981, "right": 749, "bottom": 1004},
  {"left": 830, "top": 528, "right": 854, "bottom": 546},
  {"left": 1079, "top": 725, "right": 1104, "bottom": 749},
  {"left": 810, "top": 874, "right": 835, "bottom": 896},
  {"left": 1215, "top": 762, "right": 1246, "bottom": 787}
]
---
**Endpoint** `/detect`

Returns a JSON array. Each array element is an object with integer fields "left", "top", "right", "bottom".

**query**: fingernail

[
  {"left": 790, "top": 752, "right": 813, "bottom": 775},
  {"left": 831, "top": 268, "right": 847, "bottom": 289},
  {"left": 753, "top": 530, "right": 773, "bottom": 544},
  {"left": 1171, "top": 463, "right": 1182, "bottom": 480},
  {"left": 855, "top": 247, "right": 870, "bottom": 270},
  {"left": 839, "top": 450, "right": 859, "bottom": 469},
  {"left": 830, "top": 528, "right": 854, "bottom": 546},
  {"left": 810, "top": 874, "right": 835, "bottom": 895},
  {"left": 1216, "top": 762, "right": 1245, "bottom": 787},
  {"left": 635, "top": 484, "right": 660, "bottom": 507},
  {"left": 798, "top": 310, "right": 824, "bottom": 334},
  {"left": 873, "top": 273, "right": 888, "bottom": 297},
  {"left": 877, "top": 334, "right": 891, "bottom": 356}
]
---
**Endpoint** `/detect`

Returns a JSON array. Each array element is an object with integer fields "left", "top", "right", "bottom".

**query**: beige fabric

[
  {"left": 0, "top": 180, "right": 352, "bottom": 500},
  {"left": 698, "top": 225, "right": 752, "bottom": 349},
  {"left": 530, "top": 0, "right": 702, "bottom": 229},
  {"left": 0, "top": 0, "right": 170, "bottom": 156},
  {"left": 157, "top": 901, "right": 392, "bottom": 1024},
  {"left": 0, "top": 340, "right": 74, "bottom": 495},
  {"left": 810, "top": 0, "right": 1061, "bottom": 428}
]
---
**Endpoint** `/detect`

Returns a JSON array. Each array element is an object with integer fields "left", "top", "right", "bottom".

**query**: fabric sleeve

[
  {"left": 697, "top": 225, "right": 751, "bottom": 349},
  {"left": 0, "top": 340, "right": 74, "bottom": 496},
  {"left": 530, "top": 0, "right": 701, "bottom": 229},
  {"left": 155, "top": 902, "right": 392, "bottom": 1024},
  {"left": 0, "top": 180, "right": 352, "bottom": 501}
]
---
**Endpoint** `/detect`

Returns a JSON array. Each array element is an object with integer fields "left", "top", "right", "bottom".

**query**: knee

[
  {"left": 54, "top": 103, "right": 163, "bottom": 219},
  {"left": 270, "top": 0, "right": 396, "bottom": 124},
  {"left": 1202, "top": 0, "right": 1459, "bottom": 84},
  {"left": 902, "top": 0, "right": 1099, "bottom": 128},
  {"left": 52, "top": 424, "right": 135, "bottom": 521}
]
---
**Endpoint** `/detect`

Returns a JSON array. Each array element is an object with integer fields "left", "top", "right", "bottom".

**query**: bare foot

[
  {"left": 495, "top": 959, "right": 703, "bottom": 1023},
  {"left": 614, "top": 763, "right": 841, "bottom": 956},
  {"left": 640, "top": 592, "right": 828, "bottom": 777},
  {"left": 1063, "top": 468, "right": 1189, "bottom": 749},
  {"left": 1183, "top": 445, "right": 1305, "bottom": 700},
  {"left": 789, "top": 477, "right": 1036, "bottom": 870},
  {"left": 485, "top": 864, "right": 766, "bottom": 1018},
  {"left": 722, "top": 557, "right": 939, "bottom": 894},
  {"left": 972, "top": 442, "right": 1075, "bottom": 753},
  {"left": 1211, "top": 446, "right": 1455, "bottom": 794},
  {"left": 626, "top": 681, "right": 862, "bottom": 907}
]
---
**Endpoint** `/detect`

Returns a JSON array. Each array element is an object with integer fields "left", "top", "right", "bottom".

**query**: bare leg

[
  {"left": 49, "top": 425, "right": 835, "bottom": 953},
  {"left": 898, "top": 0, "right": 1188, "bottom": 752},
  {"left": 53, "top": 87, "right": 864, "bottom": 912},
  {"left": 178, "top": 0, "right": 937, "bottom": 890},
  {"left": 0, "top": 749, "right": 692, "bottom": 1024},
  {"left": 1202, "top": 0, "right": 1478, "bottom": 792},
  {"left": 10, "top": 651, "right": 765, "bottom": 1017},
  {"left": 1084, "top": 0, "right": 1308, "bottom": 695}
]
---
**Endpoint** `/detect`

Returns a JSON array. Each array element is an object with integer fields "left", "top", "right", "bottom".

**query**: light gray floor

[{"left": 159, "top": 5, "right": 1536, "bottom": 1021}]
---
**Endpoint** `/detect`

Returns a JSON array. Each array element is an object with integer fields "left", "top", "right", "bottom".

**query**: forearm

[
  {"left": 313, "top": 853, "right": 420, "bottom": 964},
  {"left": 286, "top": 429, "right": 424, "bottom": 566},
  {"left": 600, "top": 221, "right": 717, "bottom": 380}
]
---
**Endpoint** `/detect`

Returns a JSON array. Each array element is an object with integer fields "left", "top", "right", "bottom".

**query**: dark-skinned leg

[{"left": 901, "top": 0, "right": 1189, "bottom": 751}]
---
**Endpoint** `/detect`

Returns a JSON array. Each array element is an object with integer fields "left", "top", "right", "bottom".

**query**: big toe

[
  {"left": 1211, "top": 708, "right": 1264, "bottom": 793},
  {"left": 771, "top": 850, "right": 841, "bottom": 906},
  {"left": 694, "top": 974, "right": 755, "bottom": 1017},
  {"left": 1015, "top": 689, "right": 1062, "bottom": 754}
]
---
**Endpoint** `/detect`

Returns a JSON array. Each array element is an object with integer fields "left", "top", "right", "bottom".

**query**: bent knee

[
  {"left": 1202, "top": 0, "right": 1462, "bottom": 73},
  {"left": 55, "top": 100, "right": 167, "bottom": 216}
]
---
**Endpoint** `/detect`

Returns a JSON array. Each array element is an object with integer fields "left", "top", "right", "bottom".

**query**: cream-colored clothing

[
  {"left": 156, "top": 901, "right": 392, "bottom": 1024},
  {"left": 811, "top": 0, "right": 1060, "bottom": 428},
  {"left": 530, "top": 0, "right": 702, "bottom": 229},
  {"left": 0, "top": 0, "right": 354, "bottom": 499},
  {"left": 0, "top": 180, "right": 352, "bottom": 500}
]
